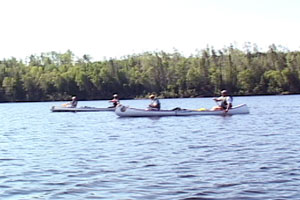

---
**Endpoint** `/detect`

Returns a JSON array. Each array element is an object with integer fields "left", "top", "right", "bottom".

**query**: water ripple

[{"left": 1, "top": 97, "right": 300, "bottom": 199}]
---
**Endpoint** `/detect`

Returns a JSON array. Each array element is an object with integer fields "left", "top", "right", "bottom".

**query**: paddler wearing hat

[
  {"left": 212, "top": 90, "right": 233, "bottom": 112},
  {"left": 148, "top": 94, "right": 161, "bottom": 111}
]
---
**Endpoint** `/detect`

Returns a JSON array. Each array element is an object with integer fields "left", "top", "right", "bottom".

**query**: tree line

[{"left": 1, "top": 44, "right": 300, "bottom": 102}]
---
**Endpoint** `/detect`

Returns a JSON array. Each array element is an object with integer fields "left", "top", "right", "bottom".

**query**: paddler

[
  {"left": 212, "top": 90, "right": 233, "bottom": 112},
  {"left": 109, "top": 94, "right": 120, "bottom": 108},
  {"left": 148, "top": 94, "right": 161, "bottom": 111},
  {"left": 63, "top": 96, "right": 78, "bottom": 108}
]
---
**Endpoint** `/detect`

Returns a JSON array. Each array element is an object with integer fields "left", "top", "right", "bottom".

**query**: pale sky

[{"left": 1, "top": 0, "right": 300, "bottom": 61}]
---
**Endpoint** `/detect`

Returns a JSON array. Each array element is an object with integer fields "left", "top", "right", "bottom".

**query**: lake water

[{"left": 1, "top": 95, "right": 300, "bottom": 200}]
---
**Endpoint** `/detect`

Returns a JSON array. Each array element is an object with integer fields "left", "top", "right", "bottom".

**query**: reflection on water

[{"left": 1, "top": 95, "right": 300, "bottom": 199}]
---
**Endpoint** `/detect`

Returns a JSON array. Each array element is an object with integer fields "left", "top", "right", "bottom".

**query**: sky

[{"left": 1, "top": 0, "right": 300, "bottom": 61}]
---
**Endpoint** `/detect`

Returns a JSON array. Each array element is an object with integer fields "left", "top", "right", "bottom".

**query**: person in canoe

[
  {"left": 63, "top": 96, "right": 78, "bottom": 108},
  {"left": 212, "top": 90, "right": 233, "bottom": 112},
  {"left": 109, "top": 94, "right": 120, "bottom": 108},
  {"left": 148, "top": 94, "right": 161, "bottom": 111}
]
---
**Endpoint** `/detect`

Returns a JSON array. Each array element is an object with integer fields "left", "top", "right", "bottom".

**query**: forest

[{"left": 0, "top": 44, "right": 300, "bottom": 102}]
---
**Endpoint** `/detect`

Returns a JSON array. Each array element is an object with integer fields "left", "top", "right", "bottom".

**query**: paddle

[{"left": 214, "top": 98, "right": 220, "bottom": 106}]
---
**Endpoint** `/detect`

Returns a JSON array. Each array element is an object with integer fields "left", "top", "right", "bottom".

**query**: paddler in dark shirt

[
  {"left": 64, "top": 96, "right": 78, "bottom": 108},
  {"left": 148, "top": 94, "right": 161, "bottom": 111},
  {"left": 109, "top": 94, "right": 120, "bottom": 108}
]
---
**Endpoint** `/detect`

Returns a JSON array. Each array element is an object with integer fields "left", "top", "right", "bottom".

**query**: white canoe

[
  {"left": 51, "top": 106, "right": 115, "bottom": 112},
  {"left": 115, "top": 104, "right": 249, "bottom": 117}
]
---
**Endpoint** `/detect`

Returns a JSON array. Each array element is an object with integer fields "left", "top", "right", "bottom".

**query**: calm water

[{"left": 1, "top": 95, "right": 300, "bottom": 200}]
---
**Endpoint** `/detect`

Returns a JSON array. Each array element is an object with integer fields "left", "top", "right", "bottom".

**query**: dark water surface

[{"left": 1, "top": 95, "right": 300, "bottom": 200}]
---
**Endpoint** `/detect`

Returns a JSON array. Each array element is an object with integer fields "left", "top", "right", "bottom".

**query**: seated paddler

[
  {"left": 147, "top": 94, "right": 161, "bottom": 111},
  {"left": 109, "top": 94, "right": 120, "bottom": 108},
  {"left": 212, "top": 90, "right": 233, "bottom": 112},
  {"left": 63, "top": 96, "right": 78, "bottom": 108}
]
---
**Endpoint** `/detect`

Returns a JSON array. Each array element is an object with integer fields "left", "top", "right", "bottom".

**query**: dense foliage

[{"left": 1, "top": 45, "right": 300, "bottom": 102}]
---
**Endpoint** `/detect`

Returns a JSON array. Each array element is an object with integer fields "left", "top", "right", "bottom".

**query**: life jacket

[
  {"left": 71, "top": 100, "right": 78, "bottom": 108},
  {"left": 156, "top": 99, "right": 161, "bottom": 110},
  {"left": 111, "top": 98, "right": 119, "bottom": 107},
  {"left": 221, "top": 96, "right": 233, "bottom": 109},
  {"left": 151, "top": 99, "right": 161, "bottom": 110}
]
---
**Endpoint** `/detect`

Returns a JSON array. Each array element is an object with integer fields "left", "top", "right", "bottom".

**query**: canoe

[
  {"left": 51, "top": 106, "right": 115, "bottom": 112},
  {"left": 115, "top": 104, "right": 249, "bottom": 117}
]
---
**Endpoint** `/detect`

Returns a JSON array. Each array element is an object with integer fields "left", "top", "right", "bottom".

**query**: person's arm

[
  {"left": 149, "top": 100, "right": 158, "bottom": 108},
  {"left": 213, "top": 97, "right": 221, "bottom": 102},
  {"left": 225, "top": 97, "right": 232, "bottom": 112},
  {"left": 225, "top": 104, "right": 230, "bottom": 112},
  {"left": 153, "top": 100, "right": 159, "bottom": 108}
]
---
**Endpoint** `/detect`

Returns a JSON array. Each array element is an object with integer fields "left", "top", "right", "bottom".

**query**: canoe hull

[
  {"left": 51, "top": 106, "right": 115, "bottom": 112},
  {"left": 115, "top": 104, "right": 249, "bottom": 117}
]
